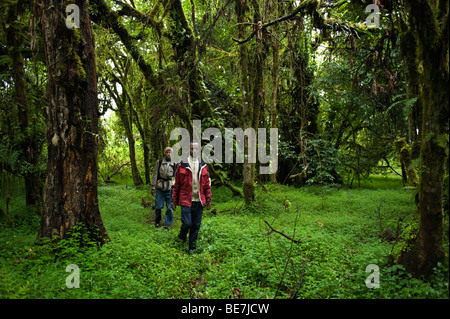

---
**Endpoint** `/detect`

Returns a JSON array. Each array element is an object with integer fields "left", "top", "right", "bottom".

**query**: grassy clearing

[{"left": 0, "top": 176, "right": 448, "bottom": 299}]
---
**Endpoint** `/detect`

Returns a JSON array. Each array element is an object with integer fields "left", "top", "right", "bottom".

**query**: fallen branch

[
  {"left": 264, "top": 220, "right": 302, "bottom": 243},
  {"left": 256, "top": 178, "right": 268, "bottom": 192},
  {"left": 209, "top": 208, "right": 231, "bottom": 215},
  {"left": 233, "top": 201, "right": 244, "bottom": 214}
]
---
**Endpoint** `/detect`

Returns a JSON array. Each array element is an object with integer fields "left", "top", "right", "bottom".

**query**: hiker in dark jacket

[
  {"left": 172, "top": 141, "right": 211, "bottom": 253},
  {"left": 151, "top": 147, "right": 177, "bottom": 229}
]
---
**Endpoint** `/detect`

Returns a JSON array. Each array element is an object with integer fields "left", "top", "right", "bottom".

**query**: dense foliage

[
  {"left": 0, "top": 1, "right": 445, "bottom": 190},
  {"left": 1, "top": 176, "right": 448, "bottom": 299},
  {"left": 0, "top": 0, "right": 448, "bottom": 299}
]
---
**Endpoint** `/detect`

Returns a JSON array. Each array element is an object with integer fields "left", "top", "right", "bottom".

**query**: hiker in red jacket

[{"left": 172, "top": 141, "right": 211, "bottom": 253}]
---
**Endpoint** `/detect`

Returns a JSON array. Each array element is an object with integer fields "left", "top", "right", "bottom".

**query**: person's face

[
  {"left": 190, "top": 142, "right": 199, "bottom": 157},
  {"left": 165, "top": 149, "right": 172, "bottom": 161}
]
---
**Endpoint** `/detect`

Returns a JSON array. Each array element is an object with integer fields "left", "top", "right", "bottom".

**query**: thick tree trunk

[
  {"left": 38, "top": 0, "right": 108, "bottom": 243},
  {"left": 399, "top": 0, "right": 448, "bottom": 277}
]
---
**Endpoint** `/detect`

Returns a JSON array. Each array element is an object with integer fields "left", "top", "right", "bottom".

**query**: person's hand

[
  {"left": 171, "top": 202, "right": 176, "bottom": 210},
  {"left": 151, "top": 189, "right": 156, "bottom": 196},
  {"left": 206, "top": 202, "right": 211, "bottom": 210}
]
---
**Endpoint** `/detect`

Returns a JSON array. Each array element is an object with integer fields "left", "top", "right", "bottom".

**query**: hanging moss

[
  {"left": 56, "top": 3, "right": 88, "bottom": 87},
  {"left": 394, "top": 138, "right": 418, "bottom": 186}
]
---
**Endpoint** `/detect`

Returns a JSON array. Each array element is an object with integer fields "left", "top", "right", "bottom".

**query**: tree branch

[
  {"left": 232, "top": 0, "right": 318, "bottom": 44},
  {"left": 90, "top": 0, "right": 160, "bottom": 88},
  {"left": 264, "top": 220, "right": 302, "bottom": 243},
  {"left": 113, "top": 0, "right": 163, "bottom": 35}
]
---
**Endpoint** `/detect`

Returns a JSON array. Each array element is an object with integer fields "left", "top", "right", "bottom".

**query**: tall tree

[
  {"left": 4, "top": 0, "right": 44, "bottom": 212},
  {"left": 37, "top": 0, "right": 108, "bottom": 243},
  {"left": 269, "top": 0, "right": 280, "bottom": 184},
  {"left": 234, "top": 0, "right": 319, "bottom": 200},
  {"left": 235, "top": 0, "right": 255, "bottom": 204},
  {"left": 90, "top": 0, "right": 213, "bottom": 129},
  {"left": 399, "top": 0, "right": 449, "bottom": 277},
  {"left": 101, "top": 52, "right": 144, "bottom": 187},
  {"left": 169, "top": 0, "right": 214, "bottom": 120}
]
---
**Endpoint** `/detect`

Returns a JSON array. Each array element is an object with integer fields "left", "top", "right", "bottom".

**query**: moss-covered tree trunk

[
  {"left": 270, "top": 35, "right": 279, "bottom": 184},
  {"left": 117, "top": 95, "right": 144, "bottom": 187},
  {"left": 133, "top": 84, "right": 152, "bottom": 185},
  {"left": 169, "top": 0, "right": 214, "bottom": 120},
  {"left": 393, "top": 138, "right": 418, "bottom": 187},
  {"left": 236, "top": 0, "right": 254, "bottom": 204},
  {"left": 38, "top": 0, "right": 108, "bottom": 243},
  {"left": 5, "top": 0, "right": 44, "bottom": 212},
  {"left": 245, "top": 46, "right": 265, "bottom": 202},
  {"left": 400, "top": 0, "right": 448, "bottom": 277},
  {"left": 102, "top": 53, "right": 144, "bottom": 187},
  {"left": 400, "top": 25, "right": 422, "bottom": 149}
]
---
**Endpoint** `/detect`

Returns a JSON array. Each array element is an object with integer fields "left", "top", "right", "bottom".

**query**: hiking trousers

[
  {"left": 155, "top": 188, "right": 173, "bottom": 226},
  {"left": 179, "top": 201, "right": 203, "bottom": 250}
]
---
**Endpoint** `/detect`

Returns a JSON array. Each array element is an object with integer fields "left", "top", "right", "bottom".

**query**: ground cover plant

[
  {"left": 1, "top": 0, "right": 449, "bottom": 302},
  {"left": 1, "top": 175, "right": 448, "bottom": 299}
]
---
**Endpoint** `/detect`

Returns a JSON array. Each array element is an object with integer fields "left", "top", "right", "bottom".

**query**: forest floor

[{"left": 0, "top": 175, "right": 448, "bottom": 299}]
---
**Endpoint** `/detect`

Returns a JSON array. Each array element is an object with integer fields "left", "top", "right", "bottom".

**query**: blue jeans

[
  {"left": 179, "top": 202, "right": 203, "bottom": 250},
  {"left": 155, "top": 189, "right": 173, "bottom": 226}
]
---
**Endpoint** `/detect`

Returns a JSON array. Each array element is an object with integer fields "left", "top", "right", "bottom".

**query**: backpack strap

[
  {"left": 157, "top": 158, "right": 177, "bottom": 181},
  {"left": 156, "top": 158, "right": 163, "bottom": 181}
]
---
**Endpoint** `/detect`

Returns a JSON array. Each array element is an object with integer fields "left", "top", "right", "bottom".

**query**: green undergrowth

[{"left": 0, "top": 175, "right": 448, "bottom": 299}]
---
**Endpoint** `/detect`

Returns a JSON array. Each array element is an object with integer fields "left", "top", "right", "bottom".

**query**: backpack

[{"left": 156, "top": 159, "right": 176, "bottom": 191}]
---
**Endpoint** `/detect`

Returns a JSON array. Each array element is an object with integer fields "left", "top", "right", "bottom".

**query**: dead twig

[
  {"left": 209, "top": 208, "right": 231, "bottom": 215},
  {"left": 264, "top": 220, "right": 302, "bottom": 243},
  {"left": 290, "top": 260, "right": 306, "bottom": 299},
  {"left": 233, "top": 201, "right": 244, "bottom": 214}
]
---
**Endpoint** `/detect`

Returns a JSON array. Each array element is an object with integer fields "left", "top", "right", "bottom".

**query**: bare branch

[
  {"left": 232, "top": 0, "right": 318, "bottom": 44},
  {"left": 264, "top": 220, "right": 302, "bottom": 243}
]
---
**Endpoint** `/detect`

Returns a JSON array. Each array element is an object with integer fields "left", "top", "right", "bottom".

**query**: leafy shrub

[{"left": 301, "top": 139, "right": 343, "bottom": 185}]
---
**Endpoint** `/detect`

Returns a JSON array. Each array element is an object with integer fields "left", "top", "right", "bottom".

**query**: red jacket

[{"left": 172, "top": 158, "right": 212, "bottom": 207}]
